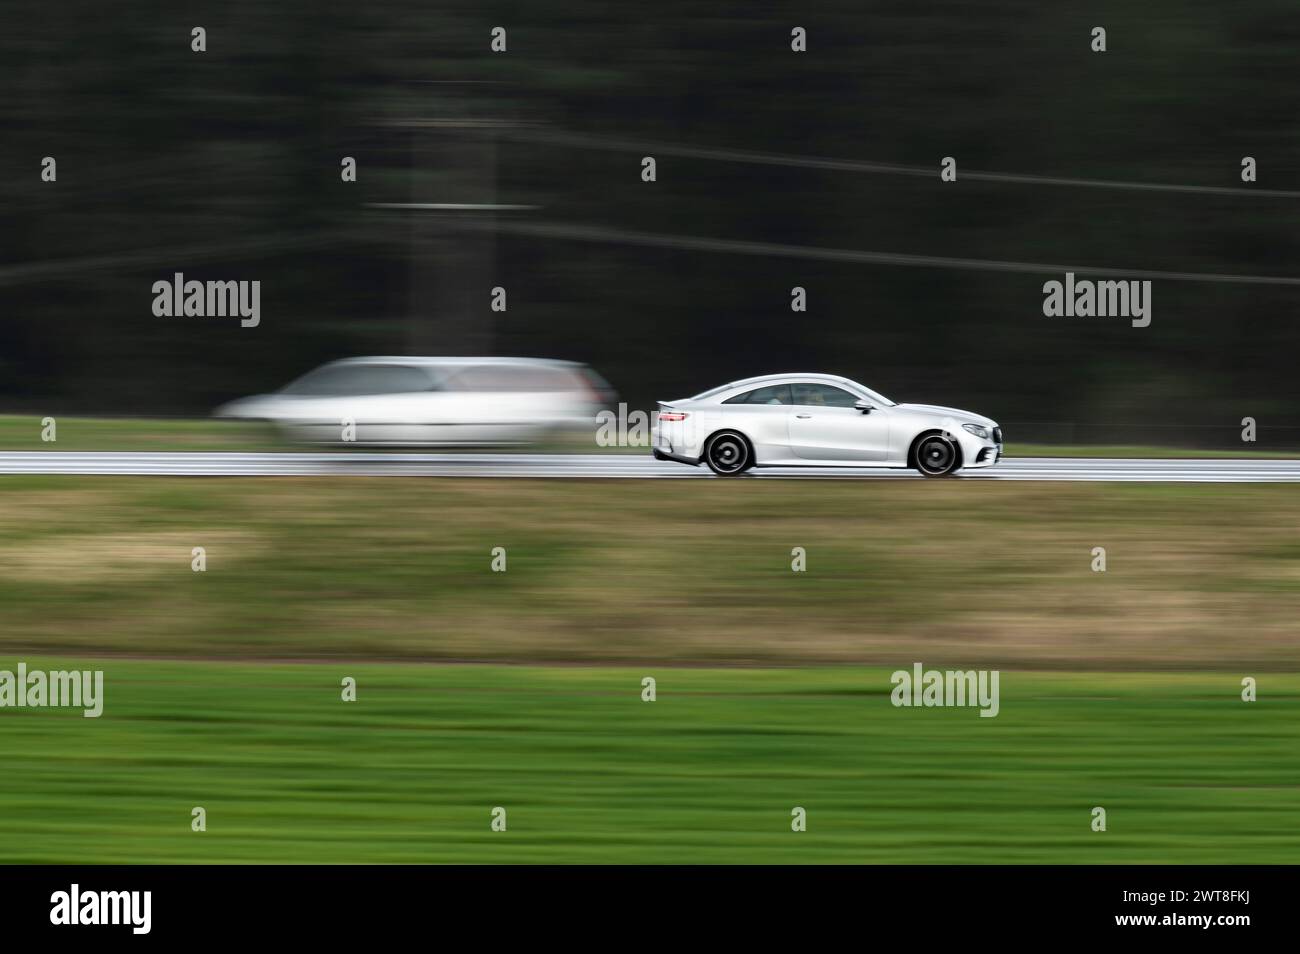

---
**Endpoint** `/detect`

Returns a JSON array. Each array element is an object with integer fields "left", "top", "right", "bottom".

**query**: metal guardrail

[{"left": 1002, "top": 422, "right": 1300, "bottom": 450}]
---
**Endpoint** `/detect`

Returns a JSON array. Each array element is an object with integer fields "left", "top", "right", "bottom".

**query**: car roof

[
  {"left": 726, "top": 372, "right": 859, "bottom": 387},
  {"left": 696, "top": 372, "right": 866, "bottom": 397}
]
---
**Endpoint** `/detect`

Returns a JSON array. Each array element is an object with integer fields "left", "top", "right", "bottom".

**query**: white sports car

[{"left": 652, "top": 373, "right": 1002, "bottom": 477}]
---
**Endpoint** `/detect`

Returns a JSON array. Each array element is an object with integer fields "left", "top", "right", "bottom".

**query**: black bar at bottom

[{"left": 0, "top": 865, "right": 1273, "bottom": 940}]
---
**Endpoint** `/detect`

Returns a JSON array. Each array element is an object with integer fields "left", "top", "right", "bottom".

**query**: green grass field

[
  {"left": 0, "top": 415, "right": 278, "bottom": 452},
  {"left": 1, "top": 660, "right": 1295, "bottom": 864}
]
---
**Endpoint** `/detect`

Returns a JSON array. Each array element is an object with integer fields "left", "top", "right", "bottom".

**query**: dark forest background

[{"left": 3, "top": 1, "right": 1299, "bottom": 446}]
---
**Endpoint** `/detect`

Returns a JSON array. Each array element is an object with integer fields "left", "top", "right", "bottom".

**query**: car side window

[
  {"left": 346, "top": 365, "right": 433, "bottom": 395},
  {"left": 791, "top": 383, "right": 859, "bottom": 408},
  {"left": 445, "top": 365, "right": 571, "bottom": 392},
  {"left": 724, "top": 384, "right": 792, "bottom": 406},
  {"left": 283, "top": 364, "right": 433, "bottom": 396}
]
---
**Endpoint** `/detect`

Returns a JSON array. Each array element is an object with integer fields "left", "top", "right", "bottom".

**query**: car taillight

[{"left": 658, "top": 412, "right": 689, "bottom": 422}]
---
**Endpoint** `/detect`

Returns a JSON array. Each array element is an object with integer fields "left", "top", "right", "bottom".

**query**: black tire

[
  {"left": 912, "top": 432, "right": 962, "bottom": 477},
  {"left": 703, "top": 430, "right": 752, "bottom": 476}
]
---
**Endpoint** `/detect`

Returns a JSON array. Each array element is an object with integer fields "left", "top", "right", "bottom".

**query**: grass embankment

[{"left": 0, "top": 478, "right": 1297, "bottom": 669}]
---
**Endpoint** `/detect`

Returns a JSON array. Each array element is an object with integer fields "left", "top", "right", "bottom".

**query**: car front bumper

[{"left": 958, "top": 426, "right": 1003, "bottom": 469}]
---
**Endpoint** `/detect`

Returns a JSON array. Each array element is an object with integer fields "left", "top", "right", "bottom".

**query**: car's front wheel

[
  {"left": 913, "top": 433, "right": 962, "bottom": 477},
  {"left": 703, "top": 430, "right": 752, "bottom": 476}
]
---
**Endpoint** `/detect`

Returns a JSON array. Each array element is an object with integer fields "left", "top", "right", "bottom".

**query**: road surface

[{"left": 1, "top": 452, "right": 1298, "bottom": 481}]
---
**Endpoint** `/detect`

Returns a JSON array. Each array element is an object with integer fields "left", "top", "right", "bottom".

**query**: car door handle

[{"left": 795, "top": 413, "right": 812, "bottom": 419}]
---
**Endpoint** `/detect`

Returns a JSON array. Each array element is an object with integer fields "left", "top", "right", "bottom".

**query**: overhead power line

[
  {"left": 0, "top": 232, "right": 348, "bottom": 287},
  {"left": 370, "top": 202, "right": 538, "bottom": 211},
  {"left": 504, "top": 128, "right": 1300, "bottom": 199},
  {"left": 430, "top": 216, "right": 1300, "bottom": 287}
]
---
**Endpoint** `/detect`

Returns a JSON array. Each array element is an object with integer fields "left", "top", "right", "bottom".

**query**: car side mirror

[{"left": 854, "top": 401, "right": 875, "bottom": 414}]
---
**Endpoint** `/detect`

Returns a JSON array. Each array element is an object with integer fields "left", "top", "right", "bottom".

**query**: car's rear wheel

[
  {"left": 913, "top": 433, "right": 961, "bottom": 477},
  {"left": 704, "top": 430, "right": 752, "bottom": 476}
]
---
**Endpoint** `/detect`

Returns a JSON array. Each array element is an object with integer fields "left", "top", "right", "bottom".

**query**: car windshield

[{"left": 851, "top": 382, "right": 896, "bottom": 407}]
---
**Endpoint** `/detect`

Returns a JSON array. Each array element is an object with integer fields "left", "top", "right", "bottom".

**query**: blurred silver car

[
  {"left": 215, "top": 356, "right": 613, "bottom": 446},
  {"left": 653, "top": 373, "right": 1002, "bottom": 477}
]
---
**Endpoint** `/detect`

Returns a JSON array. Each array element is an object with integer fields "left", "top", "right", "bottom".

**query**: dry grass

[{"left": 0, "top": 477, "right": 1296, "bottom": 669}]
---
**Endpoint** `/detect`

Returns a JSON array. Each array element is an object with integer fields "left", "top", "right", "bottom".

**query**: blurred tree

[{"left": 1, "top": 0, "right": 1297, "bottom": 445}]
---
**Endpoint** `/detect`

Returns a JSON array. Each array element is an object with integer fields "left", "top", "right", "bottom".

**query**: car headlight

[{"left": 962, "top": 423, "right": 990, "bottom": 439}]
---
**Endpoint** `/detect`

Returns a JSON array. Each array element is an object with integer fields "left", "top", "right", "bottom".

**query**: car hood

[{"left": 893, "top": 403, "right": 998, "bottom": 428}]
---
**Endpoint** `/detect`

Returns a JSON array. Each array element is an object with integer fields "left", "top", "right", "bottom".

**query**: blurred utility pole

[
  {"left": 385, "top": 82, "right": 532, "bottom": 356},
  {"left": 406, "top": 120, "right": 496, "bottom": 355}
]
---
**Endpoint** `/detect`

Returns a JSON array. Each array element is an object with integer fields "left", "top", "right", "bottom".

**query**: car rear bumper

[
  {"left": 652, "top": 415, "right": 706, "bottom": 465},
  {"left": 653, "top": 447, "right": 701, "bottom": 466}
]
